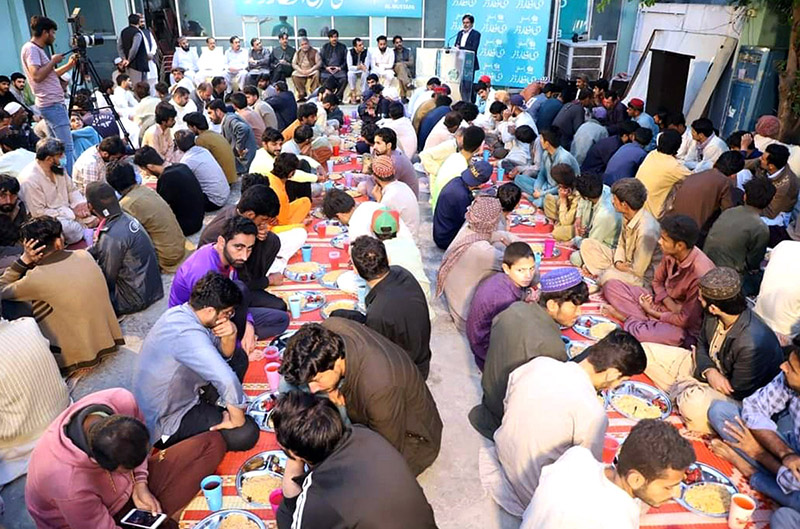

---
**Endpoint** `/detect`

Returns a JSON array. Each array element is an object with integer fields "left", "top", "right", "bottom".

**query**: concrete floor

[{"left": 0, "top": 162, "right": 519, "bottom": 529}]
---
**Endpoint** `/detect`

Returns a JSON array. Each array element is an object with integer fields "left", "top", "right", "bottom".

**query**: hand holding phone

[{"left": 120, "top": 509, "right": 167, "bottom": 529}]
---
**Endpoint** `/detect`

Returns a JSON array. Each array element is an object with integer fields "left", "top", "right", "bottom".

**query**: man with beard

[
  {"left": 135, "top": 272, "right": 259, "bottom": 452},
  {"left": 71, "top": 135, "right": 127, "bottom": 195},
  {"left": 168, "top": 215, "right": 289, "bottom": 356},
  {"left": 18, "top": 138, "right": 95, "bottom": 245},
  {"left": 521, "top": 419, "right": 695, "bottom": 529},
  {"left": 172, "top": 36, "right": 199, "bottom": 80},
  {"left": 206, "top": 99, "right": 258, "bottom": 174},
  {"left": 249, "top": 127, "right": 319, "bottom": 184},
  {"left": 0, "top": 174, "right": 28, "bottom": 232}
]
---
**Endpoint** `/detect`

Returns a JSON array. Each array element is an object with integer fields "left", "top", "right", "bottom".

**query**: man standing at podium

[{"left": 454, "top": 14, "right": 481, "bottom": 103}]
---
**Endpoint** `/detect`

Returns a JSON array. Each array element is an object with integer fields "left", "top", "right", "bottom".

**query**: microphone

[{"left": 445, "top": 32, "right": 459, "bottom": 50}]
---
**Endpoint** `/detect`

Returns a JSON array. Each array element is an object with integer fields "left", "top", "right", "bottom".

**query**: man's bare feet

[
  {"left": 710, "top": 439, "right": 756, "bottom": 478},
  {"left": 602, "top": 304, "right": 626, "bottom": 323}
]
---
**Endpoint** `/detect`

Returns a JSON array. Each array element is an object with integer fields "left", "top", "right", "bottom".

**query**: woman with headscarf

[{"left": 437, "top": 196, "right": 519, "bottom": 331}]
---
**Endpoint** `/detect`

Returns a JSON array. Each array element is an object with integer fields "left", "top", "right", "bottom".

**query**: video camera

[{"left": 67, "top": 8, "right": 104, "bottom": 51}]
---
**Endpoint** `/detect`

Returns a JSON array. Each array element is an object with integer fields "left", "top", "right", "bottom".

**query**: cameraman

[{"left": 20, "top": 16, "right": 78, "bottom": 175}]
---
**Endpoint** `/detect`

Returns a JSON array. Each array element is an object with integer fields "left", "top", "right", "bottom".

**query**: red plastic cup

[
  {"left": 333, "top": 145, "right": 340, "bottom": 156},
  {"left": 315, "top": 222, "right": 326, "bottom": 237},
  {"left": 329, "top": 250, "right": 342, "bottom": 269},
  {"left": 265, "top": 362, "right": 281, "bottom": 392},
  {"left": 269, "top": 489, "right": 283, "bottom": 516},
  {"left": 262, "top": 346, "right": 280, "bottom": 363},
  {"left": 602, "top": 435, "right": 619, "bottom": 464},
  {"left": 544, "top": 239, "right": 555, "bottom": 258},
  {"left": 343, "top": 239, "right": 350, "bottom": 255}
]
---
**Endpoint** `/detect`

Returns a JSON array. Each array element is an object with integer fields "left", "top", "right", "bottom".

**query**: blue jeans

[
  {"left": 708, "top": 400, "right": 800, "bottom": 510},
  {"left": 513, "top": 172, "right": 554, "bottom": 208},
  {"left": 39, "top": 103, "right": 75, "bottom": 176},
  {"left": 772, "top": 507, "right": 800, "bottom": 529}
]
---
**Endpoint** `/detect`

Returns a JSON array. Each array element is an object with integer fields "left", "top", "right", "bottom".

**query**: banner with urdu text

[
  {"left": 445, "top": 0, "right": 551, "bottom": 88},
  {"left": 235, "top": 0, "right": 422, "bottom": 18}
]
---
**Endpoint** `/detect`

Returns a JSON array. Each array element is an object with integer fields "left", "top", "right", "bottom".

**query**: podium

[{"left": 438, "top": 48, "right": 476, "bottom": 102}]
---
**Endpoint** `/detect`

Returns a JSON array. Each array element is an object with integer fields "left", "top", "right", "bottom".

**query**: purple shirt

[
  {"left": 21, "top": 42, "right": 64, "bottom": 108},
  {"left": 466, "top": 272, "right": 525, "bottom": 370},
  {"left": 168, "top": 243, "right": 237, "bottom": 307}
]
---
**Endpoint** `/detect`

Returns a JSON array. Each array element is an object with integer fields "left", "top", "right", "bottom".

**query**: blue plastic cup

[
  {"left": 200, "top": 475, "right": 223, "bottom": 511},
  {"left": 288, "top": 295, "right": 302, "bottom": 319},
  {"left": 497, "top": 167, "right": 505, "bottom": 182},
  {"left": 357, "top": 284, "right": 367, "bottom": 307},
  {"left": 561, "top": 335, "right": 572, "bottom": 356},
  {"left": 301, "top": 245, "right": 312, "bottom": 262},
  {"left": 483, "top": 150, "right": 490, "bottom": 161}
]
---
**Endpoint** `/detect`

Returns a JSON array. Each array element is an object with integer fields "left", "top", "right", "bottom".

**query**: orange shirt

[{"left": 267, "top": 172, "right": 311, "bottom": 225}]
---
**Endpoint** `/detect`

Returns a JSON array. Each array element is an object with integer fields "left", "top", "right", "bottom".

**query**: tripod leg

[{"left": 82, "top": 55, "right": 134, "bottom": 150}]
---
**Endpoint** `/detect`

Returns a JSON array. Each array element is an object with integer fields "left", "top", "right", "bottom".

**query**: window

[
  {"left": 558, "top": 0, "right": 590, "bottom": 40},
  {"left": 179, "top": 0, "right": 211, "bottom": 37},
  {"left": 387, "top": 18, "right": 421, "bottom": 39},
  {"left": 423, "top": 1, "right": 446, "bottom": 39},
  {"left": 297, "top": 16, "right": 332, "bottom": 39},
  {"left": 85, "top": 37, "right": 122, "bottom": 79},
  {"left": 67, "top": 0, "right": 115, "bottom": 34},
  {"left": 334, "top": 17, "right": 369, "bottom": 37},
  {"left": 260, "top": 16, "right": 296, "bottom": 38},
  {"left": 590, "top": 0, "right": 621, "bottom": 41},
  {"left": 210, "top": 0, "right": 243, "bottom": 37}
]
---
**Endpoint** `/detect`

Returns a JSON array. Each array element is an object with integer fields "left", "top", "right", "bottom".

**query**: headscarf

[
  {"left": 755, "top": 115, "right": 780, "bottom": 139},
  {"left": 436, "top": 196, "right": 502, "bottom": 297}
]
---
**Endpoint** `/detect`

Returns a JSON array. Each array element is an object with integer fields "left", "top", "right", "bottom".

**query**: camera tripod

[{"left": 67, "top": 47, "right": 133, "bottom": 149}]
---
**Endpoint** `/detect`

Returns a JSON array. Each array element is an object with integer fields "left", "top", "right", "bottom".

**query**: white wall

[{"left": 628, "top": 3, "right": 744, "bottom": 73}]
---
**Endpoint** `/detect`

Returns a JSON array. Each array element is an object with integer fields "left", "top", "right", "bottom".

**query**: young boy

[
  {"left": 498, "top": 182, "right": 522, "bottom": 230},
  {"left": 502, "top": 125, "right": 536, "bottom": 172},
  {"left": 543, "top": 163, "right": 581, "bottom": 241},
  {"left": 466, "top": 242, "right": 539, "bottom": 370}
]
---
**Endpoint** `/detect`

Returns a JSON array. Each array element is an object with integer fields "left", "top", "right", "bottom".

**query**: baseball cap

[
  {"left": 114, "top": 57, "right": 123, "bottom": 65},
  {"left": 371, "top": 207, "right": 399, "bottom": 237},
  {"left": 3, "top": 102, "right": 22, "bottom": 115},
  {"left": 460, "top": 160, "right": 493, "bottom": 187},
  {"left": 509, "top": 94, "right": 526, "bottom": 109},
  {"left": 628, "top": 98, "right": 645, "bottom": 111},
  {"left": 591, "top": 106, "right": 608, "bottom": 120},
  {"left": 479, "top": 75, "right": 491, "bottom": 84}
]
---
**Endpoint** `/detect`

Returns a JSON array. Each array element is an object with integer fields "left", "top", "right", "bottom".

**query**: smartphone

[{"left": 120, "top": 509, "right": 167, "bottom": 529}]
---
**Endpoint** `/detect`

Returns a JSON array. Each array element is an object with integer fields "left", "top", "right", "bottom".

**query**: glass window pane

[
  {"left": 297, "top": 17, "right": 332, "bottom": 39},
  {"left": 423, "top": 2, "right": 446, "bottom": 39},
  {"left": 387, "top": 17, "right": 421, "bottom": 39},
  {"left": 67, "top": 0, "right": 115, "bottom": 34},
  {"left": 179, "top": 0, "right": 211, "bottom": 37},
  {"left": 210, "top": 0, "right": 243, "bottom": 37},
  {"left": 423, "top": 40, "right": 445, "bottom": 48},
  {"left": 259, "top": 16, "right": 296, "bottom": 38},
  {"left": 307, "top": 39, "right": 328, "bottom": 50},
  {"left": 333, "top": 17, "right": 369, "bottom": 37},
  {"left": 590, "top": 0, "right": 621, "bottom": 41},
  {"left": 85, "top": 38, "right": 121, "bottom": 80},
  {"left": 558, "top": 0, "right": 590, "bottom": 40}
]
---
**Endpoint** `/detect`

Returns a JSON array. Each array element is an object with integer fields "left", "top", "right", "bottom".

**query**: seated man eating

[
  {"left": 280, "top": 319, "right": 443, "bottom": 475},
  {"left": 25, "top": 388, "right": 225, "bottom": 529},
  {"left": 273, "top": 391, "right": 438, "bottom": 529},
  {"left": 470, "top": 267, "right": 590, "bottom": 439},
  {"left": 642, "top": 267, "right": 784, "bottom": 433},
  {"left": 135, "top": 272, "right": 259, "bottom": 452}
]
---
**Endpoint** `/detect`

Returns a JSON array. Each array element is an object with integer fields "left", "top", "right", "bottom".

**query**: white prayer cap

[{"left": 3, "top": 102, "right": 22, "bottom": 115}]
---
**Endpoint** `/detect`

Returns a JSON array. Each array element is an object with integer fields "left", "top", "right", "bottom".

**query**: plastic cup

[
  {"left": 315, "top": 222, "right": 326, "bottom": 237},
  {"left": 483, "top": 149, "right": 490, "bottom": 162},
  {"left": 727, "top": 493, "right": 756, "bottom": 529},
  {"left": 544, "top": 239, "right": 555, "bottom": 258},
  {"left": 497, "top": 167, "right": 505, "bottom": 182},
  {"left": 327, "top": 159, "right": 334, "bottom": 173},
  {"left": 288, "top": 295, "right": 302, "bottom": 319},
  {"left": 265, "top": 362, "right": 281, "bottom": 392},
  {"left": 602, "top": 436, "right": 619, "bottom": 464},
  {"left": 561, "top": 335, "right": 571, "bottom": 356},
  {"left": 344, "top": 172, "right": 354, "bottom": 188},
  {"left": 200, "top": 475, "right": 223, "bottom": 511},
  {"left": 262, "top": 345, "right": 281, "bottom": 363},
  {"left": 329, "top": 250, "right": 341, "bottom": 268},
  {"left": 357, "top": 284, "right": 367, "bottom": 307},
  {"left": 269, "top": 489, "right": 284, "bottom": 516},
  {"left": 333, "top": 145, "right": 340, "bottom": 156},
  {"left": 301, "top": 245, "right": 312, "bottom": 262}
]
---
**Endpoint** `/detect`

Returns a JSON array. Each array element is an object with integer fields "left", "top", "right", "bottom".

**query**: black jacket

[
  {"left": 89, "top": 212, "right": 163, "bottom": 315},
  {"left": 455, "top": 29, "right": 481, "bottom": 70},
  {"left": 120, "top": 26, "right": 149, "bottom": 73},
  {"left": 155, "top": 163, "right": 205, "bottom": 235},
  {"left": 276, "top": 427, "right": 438, "bottom": 529},
  {"left": 266, "top": 91, "right": 298, "bottom": 131},
  {"left": 320, "top": 42, "right": 348, "bottom": 71},
  {"left": 693, "top": 308, "right": 784, "bottom": 401}
]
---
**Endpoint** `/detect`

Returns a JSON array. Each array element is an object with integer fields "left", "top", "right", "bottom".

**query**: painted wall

[{"left": 0, "top": 1, "right": 30, "bottom": 75}]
